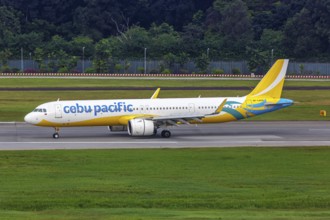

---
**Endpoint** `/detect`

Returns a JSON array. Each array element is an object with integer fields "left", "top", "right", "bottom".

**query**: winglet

[
  {"left": 151, "top": 88, "right": 160, "bottom": 99},
  {"left": 214, "top": 99, "right": 227, "bottom": 114}
]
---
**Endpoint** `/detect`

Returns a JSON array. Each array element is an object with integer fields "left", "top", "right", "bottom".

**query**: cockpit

[
  {"left": 25, "top": 103, "right": 50, "bottom": 125},
  {"left": 33, "top": 108, "right": 47, "bottom": 113}
]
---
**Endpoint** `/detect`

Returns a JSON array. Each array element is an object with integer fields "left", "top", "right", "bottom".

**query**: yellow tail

[{"left": 249, "top": 59, "right": 289, "bottom": 99}]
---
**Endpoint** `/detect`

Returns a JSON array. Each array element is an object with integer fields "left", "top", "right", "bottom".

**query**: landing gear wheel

[
  {"left": 161, "top": 130, "right": 171, "bottom": 138},
  {"left": 53, "top": 133, "right": 59, "bottom": 139},
  {"left": 53, "top": 127, "right": 60, "bottom": 139}
]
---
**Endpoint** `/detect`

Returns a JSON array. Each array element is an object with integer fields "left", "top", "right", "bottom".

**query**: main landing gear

[
  {"left": 53, "top": 127, "right": 60, "bottom": 139},
  {"left": 51, "top": 127, "right": 171, "bottom": 138},
  {"left": 161, "top": 130, "right": 171, "bottom": 138}
]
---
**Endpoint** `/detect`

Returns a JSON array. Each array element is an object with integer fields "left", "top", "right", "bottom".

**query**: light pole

[
  {"left": 144, "top": 47, "right": 147, "bottom": 74},
  {"left": 271, "top": 49, "right": 274, "bottom": 65},
  {"left": 29, "top": 52, "right": 32, "bottom": 69},
  {"left": 20, "top": 48, "right": 24, "bottom": 72},
  {"left": 82, "top": 47, "right": 85, "bottom": 73}
]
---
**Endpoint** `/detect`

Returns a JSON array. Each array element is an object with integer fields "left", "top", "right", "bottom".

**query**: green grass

[
  {"left": 1, "top": 89, "right": 329, "bottom": 121},
  {"left": 1, "top": 78, "right": 330, "bottom": 121},
  {"left": 1, "top": 77, "right": 330, "bottom": 88},
  {"left": 1, "top": 148, "right": 330, "bottom": 219}
]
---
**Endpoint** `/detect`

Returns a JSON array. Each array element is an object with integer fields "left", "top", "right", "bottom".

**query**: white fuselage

[{"left": 24, "top": 97, "right": 246, "bottom": 127}]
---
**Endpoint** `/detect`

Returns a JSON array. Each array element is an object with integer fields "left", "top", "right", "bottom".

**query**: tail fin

[{"left": 249, "top": 59, "right": 289, "bottom": 99}]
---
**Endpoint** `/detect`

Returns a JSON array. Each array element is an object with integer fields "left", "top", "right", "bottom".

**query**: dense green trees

[{"left": 0, "top": 0, "right": 329, "bottom": 72}]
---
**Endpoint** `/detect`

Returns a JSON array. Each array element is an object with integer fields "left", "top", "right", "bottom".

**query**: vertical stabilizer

[{"left": 249, "top": 59, "right": 289, "bottom": 98}]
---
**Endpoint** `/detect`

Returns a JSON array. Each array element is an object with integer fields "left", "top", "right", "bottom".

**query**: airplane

[{"left": 24, "top": 59, "right": 293, "bottom": 138}]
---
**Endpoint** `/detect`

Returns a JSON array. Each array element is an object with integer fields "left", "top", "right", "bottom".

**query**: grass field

[
  {"left": 1, "top": 148, "right": 330, "bottom": 219},
  {"left": 0, "top": 77, "right": 329, "bottom": 121},
  {"left": 1, "top": 77, "right": 330, "bottom": 219},
  {"left": 1, "top": 77, "right": 330, "bottom": 88}
]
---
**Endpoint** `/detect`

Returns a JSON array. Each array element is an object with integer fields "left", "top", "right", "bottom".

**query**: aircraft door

[
  {"left": 55, "top": 104, "right": 62, "bottom": 118},
  {"left": 188, "top": 103, "right": 195, "bottom": 113}
]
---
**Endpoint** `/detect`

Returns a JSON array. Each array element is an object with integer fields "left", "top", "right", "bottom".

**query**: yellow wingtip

[
  {"left": 151, "top": 88, "right": 161, "bottom": 99},
  {"left": 215, "top": 99, "right": 227, "bottom": 114}
]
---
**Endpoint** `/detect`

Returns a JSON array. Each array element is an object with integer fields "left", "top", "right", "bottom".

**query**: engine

[{"left": 128, "top": 119, "right": 156, "bottom": 136}]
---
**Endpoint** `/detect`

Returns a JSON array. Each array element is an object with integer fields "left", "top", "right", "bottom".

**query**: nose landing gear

[{"left": 53, "top": 127, "right": 60, "bottom": 139}]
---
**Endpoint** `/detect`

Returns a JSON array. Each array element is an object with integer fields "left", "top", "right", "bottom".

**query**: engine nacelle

[{"left": 128, "top": 119, "right": 156, "bottom": 136}]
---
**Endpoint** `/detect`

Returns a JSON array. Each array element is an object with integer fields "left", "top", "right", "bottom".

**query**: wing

[{"left": 151, "top": 114, "right": 205, "bottom": 126}]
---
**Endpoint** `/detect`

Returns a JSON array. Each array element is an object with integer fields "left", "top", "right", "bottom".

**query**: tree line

[{"left": 0, "top": 0, "right": 329, "bottom": 73}]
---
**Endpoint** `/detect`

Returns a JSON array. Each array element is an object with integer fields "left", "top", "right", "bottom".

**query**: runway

[{"left": 0, "top": 121, "right": 329, "bottom": 150}]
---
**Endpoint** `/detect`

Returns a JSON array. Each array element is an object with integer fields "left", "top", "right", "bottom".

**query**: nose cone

[{"left": 24, "top": 113, "right": 35, "bottom": 124}]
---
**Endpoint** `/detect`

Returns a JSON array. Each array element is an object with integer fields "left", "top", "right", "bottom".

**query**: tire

[{"left": 161, "top": 130, "right": 171, "bottom": 138}]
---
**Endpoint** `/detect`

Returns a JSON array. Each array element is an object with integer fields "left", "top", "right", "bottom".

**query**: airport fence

[
  {"left": 2, "top": 60, "right": 330, "bottom": 75},
  {"left": 1, "top": 72, "right": 330, "bottom": 80}
]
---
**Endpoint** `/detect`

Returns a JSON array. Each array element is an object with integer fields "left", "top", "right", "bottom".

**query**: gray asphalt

[{"left": 1, "top": 121, "right": 330, "bottom": 150}]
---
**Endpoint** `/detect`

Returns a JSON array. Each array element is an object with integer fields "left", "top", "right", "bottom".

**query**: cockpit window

[{"left": 33, "top": 108, "right": 47, "bottom": 113}]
